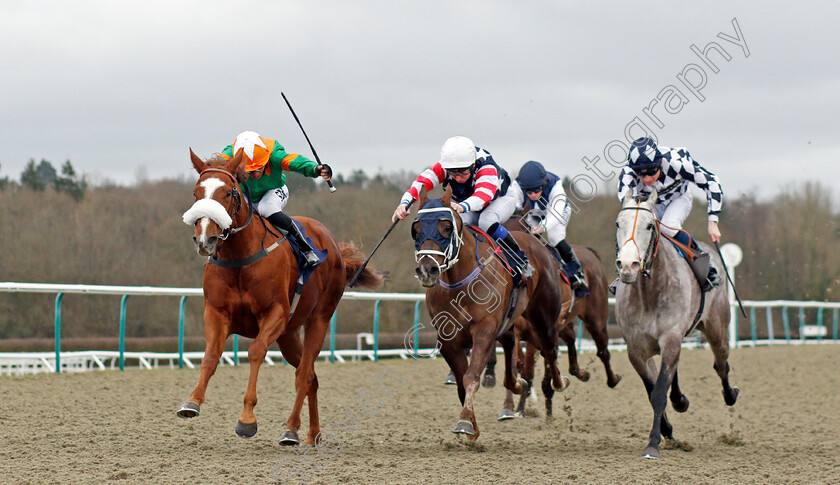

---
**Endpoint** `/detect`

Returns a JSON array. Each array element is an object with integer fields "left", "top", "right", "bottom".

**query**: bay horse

[
  {"left": 177, "top": 149, "right": 384, "bottom": 446},
  {"left": 495, "top": 226, "right": 621, "bottom": 420},
  {"left": 615, "top": 190, "right": 738, "bottom": 459},
  {"left": 412, "top": 185, "right": 570, "bottom": 441}
]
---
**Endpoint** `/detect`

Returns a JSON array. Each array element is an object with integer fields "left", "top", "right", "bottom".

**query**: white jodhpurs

[
  {"left": 654, "top": 190, "right": 692, "bottom": 237},
  {"left": 254, "top": 185, "right": 290, "bottom": 218}
]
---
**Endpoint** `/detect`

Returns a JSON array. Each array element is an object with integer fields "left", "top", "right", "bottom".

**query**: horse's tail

[{"left": 340, "top": 242, "right": 387, "bottom": 290}]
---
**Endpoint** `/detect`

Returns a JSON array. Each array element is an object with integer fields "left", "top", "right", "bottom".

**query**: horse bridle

[
  {"left": 199, "top": 168, "right": 253, "bottom": 241},
  {"left": 618, "top": 204, "right": 660, "bottom": 278},
  {"left": 413, "top": 206, "right": 464, "bottom": 274}
]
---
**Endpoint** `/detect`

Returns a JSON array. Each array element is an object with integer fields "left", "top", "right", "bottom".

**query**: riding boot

[
  {"left": 555, "top": 240, "right": 588, "bottom": 292},
  {"left": 608, "top": 278, "right": 618, "bottom": 295},
  {"left": 671, "top": 230, "right": 719, "bottom": 292},
  {"left": 490, "top": 224, "right": 534, "bottom": 281},
  {"left": 266, "top": 211, "right": 321, "bottom": 269}
]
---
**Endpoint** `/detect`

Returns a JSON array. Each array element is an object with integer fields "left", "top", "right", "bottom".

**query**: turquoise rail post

[
  {"left": 119, "top": 295, "right": 129, "bottom": 371},
  {"left": 576, "top": 320, "right": 583, "bottom": 353},
  {"left": 833, "top": 308, "right": 838, "bottom": 341},
  {"left": 413, "top": 301, "right": 422, "bottom": 355},
  {"left": 178, "top": 296, "right": 187, "bottom": 369},
  {"left": 233, "top": 335, "right": 239, "bottom": 366},
  {"left": 54, "top": 293, "right": 63, "bottom": 373},
  {"left": 766, "top": 307, "right": 774, "bottom": 342},
  {"left": 798, "top": 307, "right": 806, "bottom": 342},
  {"left": 750, "top": 307, "right": 757, "bottom": 346},
  {"left": 782, "top": 306, "right": 791, "bottom": 343},
  {"left": 329, "top": 313, "right": 337, "bottom": 363},
  {"left": 373, "top": 300, "right": 381, "bottom": 362},
  {"left": 817, "top": 308, "right": 824, "bottom": 342}
]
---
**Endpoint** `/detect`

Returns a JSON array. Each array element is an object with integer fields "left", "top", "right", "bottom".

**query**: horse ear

[
  {"left": 417, "top": 185, "right": 428, "bottom": 209},
  {"left": 190, "top": 148, "right": 206, "bottom": 174},
  {"left": 225, "top": 150, "right": 244, "bottom": 174},
  {"left": 441, "top": 184, "right": 453, "bottom": 207},
  {"left": 645, "top": 189, "right": 658, "bottom": 207},
  {"left": 622, "top": 192, "right": 634, "bottom": 207}
]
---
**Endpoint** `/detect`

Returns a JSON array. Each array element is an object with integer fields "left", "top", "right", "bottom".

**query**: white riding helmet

[{"left": 439, "top": 136, "right": 477, "bottom": 170}]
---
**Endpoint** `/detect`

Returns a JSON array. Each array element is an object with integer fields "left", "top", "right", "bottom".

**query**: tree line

[{"left": 0, "top": 166, "right": 837, "bottom": 343}]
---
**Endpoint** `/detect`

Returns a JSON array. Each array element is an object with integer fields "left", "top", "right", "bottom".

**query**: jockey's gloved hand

[{"left": 317, "top": 164, "right": 333, "bottom": 180}]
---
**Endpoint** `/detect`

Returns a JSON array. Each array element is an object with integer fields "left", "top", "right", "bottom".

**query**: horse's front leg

[
  {"left": 235, "top": 303, "right": 291, "bottom": 439},
  {"left": 295, "top": 313, "right": 332, "bottom": 446},
  {"left": 453, "top": 321, "right": 496, "bottom": 441},
  {"left": 642, "top": 334, "right": 682, "bottom": 459},
  {"left": 558, "top": 320, "right": 589, "bottom": 382},
  {"left": 177, "top": 306, "right": 230, "bottom": 418}
]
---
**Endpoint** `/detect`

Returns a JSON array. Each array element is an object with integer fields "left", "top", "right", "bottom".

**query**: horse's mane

[{"left": 633, "top": 193, "right": 653, "bottom": 203}]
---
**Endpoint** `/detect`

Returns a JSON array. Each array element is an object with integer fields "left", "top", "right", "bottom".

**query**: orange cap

[{"left": 232, "top": 131, "right": 276, "bottom": 172}]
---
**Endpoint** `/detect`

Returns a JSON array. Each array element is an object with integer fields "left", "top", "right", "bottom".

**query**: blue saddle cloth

[{"left": 286, "top": 220, "right": 329, "bottom": 286}]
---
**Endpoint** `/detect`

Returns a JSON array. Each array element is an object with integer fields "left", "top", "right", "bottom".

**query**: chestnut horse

[
  {"left": 496, "top": 235, "right": 621, "bottom": 420},
  {"left": 615, "top": 190, "right": 738, "bottom": 459},
  {"left": 412, "top": 185, "right": 569, "bottom": 441},
  {"left": 177, "top": 150, "right": 384, "bottom": 446}
]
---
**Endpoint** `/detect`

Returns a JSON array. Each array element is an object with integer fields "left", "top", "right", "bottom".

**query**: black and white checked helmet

[{"left": 627, "top": 137, "right": 661, "bottom": 171}]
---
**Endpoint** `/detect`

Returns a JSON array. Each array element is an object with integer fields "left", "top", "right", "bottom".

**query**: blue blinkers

[{"left": 413, "top": 200, "right": 455, "bottom": 252}]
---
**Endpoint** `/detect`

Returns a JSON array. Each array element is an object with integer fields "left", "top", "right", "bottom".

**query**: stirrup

[
  {"left": 519, "top": 260, "right": 535, "bottom": 279},
  {"left": 702, "top": 267, "right": 721, "bottom": 292},
  {"left": 608, "top": 278, "right": 618, "bottom": 295},
  {"left": 301, "top": 250, "right": 320, "bottom": 268}
]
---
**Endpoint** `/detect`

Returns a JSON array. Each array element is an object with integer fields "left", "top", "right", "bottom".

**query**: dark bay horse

[
  {"left": 177, "top": 149, "right": 384, "bottom": 446},
  {"left": 496, "top": 236, "right": 621, "bottom": 420},
  {"left": 412, "top": 185, "right": 570, "bottom": 441},
  {"left": 615, "top": 190, "right": 738, "bottom": 459}
]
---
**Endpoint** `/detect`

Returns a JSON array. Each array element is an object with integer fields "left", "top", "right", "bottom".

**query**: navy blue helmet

[{"left": 516, "top": 161, "right": 548, "bottom": 190}]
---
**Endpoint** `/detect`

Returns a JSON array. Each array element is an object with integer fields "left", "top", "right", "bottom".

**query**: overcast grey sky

[{"left": 1, "top": 1, "right": 837, "bottom": 200}]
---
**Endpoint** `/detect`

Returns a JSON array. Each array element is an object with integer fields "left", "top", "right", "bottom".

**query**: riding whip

[
  {"left": 714, "top": 241, "right": 747, "bottom": 318},
  {"left": 280, "top": 92, "right": 337, "bottom": 193},
  {"left": 348, "top": 199, "right": 415, "bottom": 288}
]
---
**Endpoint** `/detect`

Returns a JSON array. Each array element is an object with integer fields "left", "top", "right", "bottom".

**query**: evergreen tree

[{"left": 20, "top": 159, "right": 46, "bottom": 190}]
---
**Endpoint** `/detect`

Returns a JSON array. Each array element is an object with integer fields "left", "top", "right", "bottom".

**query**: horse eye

[
  {"left": 440, "top": 223, "right": 452, "bottom": 237},
  {"left": 615, "top": 222, "right": 620, "bottom": 228},
  {"left": 226, "top": 190, "right": 232, "bottom": 198},
  {"left": 647, "top": 223, "right": 653, "bottom": 230},
  {"left": 411, "top": 222, "right": 420, "bottom": 240}
]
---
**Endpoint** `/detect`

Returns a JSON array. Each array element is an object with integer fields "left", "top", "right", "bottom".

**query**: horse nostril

[
  {"left": 207, "top": 236, "right": 218, "bottom": 246},
  {"left": 615, "top": 260, "right": 622, "bottom": 271},
  {"left": 430, "top": 267, "right": 440, "bottom": 277},
  {"left": 630, "top": 261, "right": 640, "bottom": 272}
]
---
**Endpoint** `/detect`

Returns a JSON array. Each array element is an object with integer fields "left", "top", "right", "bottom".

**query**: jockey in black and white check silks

[{"left": 617, "top": 145, "right": 723, "bottom": 222}]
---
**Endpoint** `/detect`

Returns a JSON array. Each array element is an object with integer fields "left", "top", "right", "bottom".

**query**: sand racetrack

[{"left": 1, "top": 344, "right": 838, "bottom": 484}]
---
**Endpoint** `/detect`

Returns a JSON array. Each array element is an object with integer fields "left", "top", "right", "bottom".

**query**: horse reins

[{"left": 618, "top": 203, "right": 660, "bottom": 277}]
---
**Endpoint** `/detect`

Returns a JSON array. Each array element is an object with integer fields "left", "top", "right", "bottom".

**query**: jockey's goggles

[
  {"left": 447, "top": 165, "right": 474, "bottom": 177},
  {"left": 524, "top": 184, "right": 545, "bottom": 194},
  {"left": 633, "top": 166, "right": 660, "bottom": 177}
]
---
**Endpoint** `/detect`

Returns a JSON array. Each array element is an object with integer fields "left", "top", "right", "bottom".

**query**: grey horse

[{"left": 614, "top": 190, "right": 739, "bottom": 459}]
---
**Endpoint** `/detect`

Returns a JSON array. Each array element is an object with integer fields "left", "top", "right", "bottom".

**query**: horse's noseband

[
  {"left": 618, "top": 205, "right": 660, "bottom": 277},
  {"left": 413, "top": 204, "right": 463, "bottom": 273}
]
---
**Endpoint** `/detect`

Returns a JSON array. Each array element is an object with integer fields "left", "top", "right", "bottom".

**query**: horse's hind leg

[
  {"left": 178, "top": 308, "right": 229, "bottom": 419},
  {"left": 558, "top": 321, "right": 589, "bottom": 382},
  {"left": 704, "top": 321, "right": 740, "bottom": 406},
  {"left": 582, "top": 309, "right": 621, "bottom": 388},
  {"left": 498, "top": 330, "right": 524, "bottom": 421},
  {"left": 275, "top": 332, "right": 304, "bottom": 445},
  {"left": 669, "top": 368, "right": 689, "bottom": 413},
  {"left": 482, "top": 350, "right": 497, "bottom": 388},
  {"left": 515, "top": 342, "right": 537, "bottom": 416},
  {"left": 299, "top": 314, "right": 332, "bottom": 446}
]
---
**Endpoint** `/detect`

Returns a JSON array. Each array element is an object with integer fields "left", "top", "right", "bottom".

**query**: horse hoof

[
  {"left": 452, "top": 421, "right": 475, "bottom": 436},
  {"left": 724, "top": 386, "right": 740, "bottom": 406},
  {"left": 279, "top": 430, "right": 301, "bottom": 446},
  {"left": 481, "top": 374, "right": 496, "bottom": 388},
  {"left": 608, "top": 374, "right": 623, "bottom": 389},
  {"left": 176, "top": 401, "right": 200, "bottom": 419},
  {"left": 515, "top": 377, "right": 529, "bottom": 395},
  {"left": 552, "top": 375, "right": 571, "bottom": 391},
  {"left": 235, "top": 420, "right": 258, "bottom": 438},
  {"left": 672, "top": 394, "right": 690, "bottom": 413},
  {"left": 497, "top": 408, "right": 516, "bottom": 421},
  {"left": 641, "top": 446, "right": 660, "bottom": 460},
  {"left": 576, "top": 370, "right": 591, "bottom": 382},
  {"left": 443, "top": 372, "right": 457, "bottom": 385}
]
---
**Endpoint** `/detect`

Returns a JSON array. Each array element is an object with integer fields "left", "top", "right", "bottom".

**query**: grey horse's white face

[{"left": 615, "top": 190, "right": 658, "bottom": 284}]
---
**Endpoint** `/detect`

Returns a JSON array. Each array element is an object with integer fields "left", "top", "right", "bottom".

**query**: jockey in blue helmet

[
  {"left": 614, "top": 137, "right": 723, "bottom": 293},
  {"left": 512, "top": 161, "right": 587, "bottom": 291}
]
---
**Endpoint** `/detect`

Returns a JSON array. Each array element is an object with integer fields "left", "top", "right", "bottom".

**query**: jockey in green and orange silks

[{"left": 220, "top": 131, "right": 332, "bottom": 268}]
